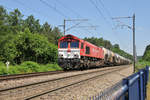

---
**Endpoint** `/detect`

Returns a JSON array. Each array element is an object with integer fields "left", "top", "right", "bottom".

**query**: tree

[
  {"left": 113, "top": 44, "right": 120, "bottom": 49},
  {"left": 41, "top": 22, "right": 52, "bottom": 34},
  {"left": 24, "top": 15, "right": 41, "bottom": 33},
  {"left": 52, "top": 27, "right": 62, "bottom": 45},
  {"left": 8, "top": 9, "right": 23, "bottom": 33},
  {"left": 3, "top": 29, "right": 58, "bottom": 64},
  {"left": 0, "top": 6, "right": 63, "bottom": 64},
  {"left": 0, "top": 6, "right": 14, "bottom": 61},
  {"left": 142, "top": 45, "right": 150, "bottom": 61}
]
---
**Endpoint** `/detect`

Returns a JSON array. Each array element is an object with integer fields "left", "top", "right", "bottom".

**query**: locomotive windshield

[
  {"left": 60, "top": 41, "right": 68, "bottom": 48},
  {"left": 70, "top": 41, "right": 79, "bottom": 48}
]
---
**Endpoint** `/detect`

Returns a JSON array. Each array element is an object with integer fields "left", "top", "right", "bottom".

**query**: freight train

[{"left": 58, "top": 34, "right": 131, "bottom": 70}]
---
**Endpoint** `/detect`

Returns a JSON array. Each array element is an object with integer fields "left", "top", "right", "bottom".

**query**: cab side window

[
  {"left": 86, "top": 46, "right": 90, "bottom": 54},
  {"left": 81, "top": 43, "right": 84, "bottom": 49}
]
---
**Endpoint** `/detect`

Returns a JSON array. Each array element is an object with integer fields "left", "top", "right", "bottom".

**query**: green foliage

[
  {"left": 0, "top": 61, "right": 62, "bottom": 75},
  {"left": 20, "top": 61, "right": 40, "bottom": 73},
  {"left": 0, "top": 6, "right": 62, "bottom": 65},
  {"left": 136, "top": 45, "right": 150, "bottom": 72},
  {"left": 0, "top": 62, "right": 7, "bottom": 75},
  {"left": 39, "top": 64, "right": 62, "bottom": 72},
  {"left": 24, "top": 15, "right": 41, "bottom": 33},
  {"left": 3, "top": 29, "right": 58, "bottom": 64},
  {"left": 111, "top": 46, "right": 133, "bottom": 60},
  {"left": 84, "top": 37, "right": 132, "bottom": 59},
  {"left": 0, "top": 62, "right": 5, "bottom": 66},
  {"left": 0, "top": 66, "right": 7, "bottom": 75},
  {"left": 136, "top": 60, "right": 150, "bottom": 72},
  {"left": 8, "top": 66, "right": 20, "bottom": 74},
  {"left": 143, "top": 45, "right": 150, "bottom": 61}
]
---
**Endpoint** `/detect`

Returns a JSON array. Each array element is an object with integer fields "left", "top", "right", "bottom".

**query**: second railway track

[
  {"left": 0, "top": 65, "right": 130, "bottom": 100},
  {"left": 0, "top": 70, "right": 65, "bottom": 81}
]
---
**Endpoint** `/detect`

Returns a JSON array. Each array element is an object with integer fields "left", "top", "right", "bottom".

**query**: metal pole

[
  {"left": 64, "top": 19, "right": 65, "bottom": 35},
  {"left": 133, "top": 14, "right": 135, "bottom": 72}
]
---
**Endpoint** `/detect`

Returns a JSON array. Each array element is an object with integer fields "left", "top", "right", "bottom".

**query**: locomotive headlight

[
  {"left": 74, "top": 54, "right": 79, "bottom": 58},
  {"left": 59, "top": 54, "right": 63, "bottom": 58}
]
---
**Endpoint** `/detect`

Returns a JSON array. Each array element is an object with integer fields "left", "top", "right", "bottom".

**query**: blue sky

[{"left": 0, "top": 0, "right": 150, "bottom": 56}]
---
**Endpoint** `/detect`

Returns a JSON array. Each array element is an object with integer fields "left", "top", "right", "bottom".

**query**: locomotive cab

[
  {"left": 58, "top": 35, "right": 81, "bottom": 70},
  {"left": 58, "top": 34, "right": 105, "bottom": 70}
]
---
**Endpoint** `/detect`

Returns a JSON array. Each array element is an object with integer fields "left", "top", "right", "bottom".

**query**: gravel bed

[
  {"left": 0, "top": 66, "right": 124, "bottom": 100},
  {"left": 30, "top": 65, "right": 133, "bottom": 100},
  {"left": 0, "top": 66, "right": 121, "bottom": 90}
]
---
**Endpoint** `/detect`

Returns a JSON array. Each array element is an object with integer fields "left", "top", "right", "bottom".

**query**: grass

[
  {"left": 148, "top": 71, "right": 150, "bottom": 100},
  {"left": 147, "top": 82, "right": 150, "bottom": 100},
  {"left": 135, "top": 60, "right": 150, "bottom": 71},
  {"left": 0, "top": 61, "right": 62, "bottom": 75},
  {"left": 135, "top": 60, "right": 150, "bottom": 99}
]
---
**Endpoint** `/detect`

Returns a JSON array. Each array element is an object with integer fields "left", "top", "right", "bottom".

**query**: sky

[{"left": 0, "top": 0, "right": 150, "bottom": 56}]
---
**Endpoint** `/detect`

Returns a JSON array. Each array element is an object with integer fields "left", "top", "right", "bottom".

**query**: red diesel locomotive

[{"left": 58, "top": 34, "right": 131, "bottom": 70}]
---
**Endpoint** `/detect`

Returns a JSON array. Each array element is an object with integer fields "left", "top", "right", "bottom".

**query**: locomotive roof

[
  {"left": 59, "top": 34, "right": 99, "bottom": 47},
  {"left": 59, "top": 34, "right": 80, "bottom": 41}
]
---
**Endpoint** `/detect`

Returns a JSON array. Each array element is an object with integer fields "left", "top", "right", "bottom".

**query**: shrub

[
  {"left": 8, "top": 66, "right": 20, "bottom": 74},
  {"left": 20, "top": 61, "right": 40, "bottom": 73},
  {"left": 0, "top": 62, "right": 5, "bottom": 66},
  {"left": 38, "top": 63, "right": 62, "bottom": 72},
  {"left": 0, "top": 66, "right": 7, "bottom": 75},
  {"left": 46, "top": 64, "right": 62, "bottom": 70},
  {"left": 0, "top": 61, "right": 62, "bottom": 75},
  {"left": 3, "top": 29, "right": 58, "bottom": 64}
]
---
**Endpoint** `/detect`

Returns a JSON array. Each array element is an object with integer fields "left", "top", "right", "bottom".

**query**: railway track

[
  {"left": 0, "top": 65, "right": 130, "bottom": 100},
  {"left": 0, "top": 70, "right": 64, "bottom": 81}
]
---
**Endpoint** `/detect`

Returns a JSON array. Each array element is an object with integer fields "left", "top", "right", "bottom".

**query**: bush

[
  {"left": 0, "top": 61, "right": 62, "bottom": 75},
  {"left": 0, "top": 66, "right": 7, "bottom": 75},
  {"left": 136, "top": 60, "right": 150, "bottom": 72},
  {"left": 38, "top": 63, "right": 62, "bottom": 72},
  {"left": 46, "top": 64, "right": 62, "bottom": 70},
  {"left": 3, "top": 29, "right": 58, "bottom": 64},
  {"left": 20, "top": 61, "right": 40, "bottom": 73},
  {"left": 143, "top": 45, "right": 150, "bottom": 61},
  {"left": 7, "top": 66, "right": 20, "bottom": 74},
  {"left": 0, "top": 62, "right": 5, "bottom": 66}
]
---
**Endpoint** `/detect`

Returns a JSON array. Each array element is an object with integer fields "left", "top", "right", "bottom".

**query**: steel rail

[
  {"left": 0, "top": 70, "right": 65, "bottom": 81},
  {"left": 0, "top": 66, "right": 122, "bottom": 92},
  {"left": 25, "top": 66, "right": 129, "bottom": 100}
]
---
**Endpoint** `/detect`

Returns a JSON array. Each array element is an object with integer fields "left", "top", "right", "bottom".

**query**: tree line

[
  {"left": 142, "top": 45, "right": 150, "bottom": 61},
  {"left": 0, "top": 6, "right": 62, "bottom": 64}
]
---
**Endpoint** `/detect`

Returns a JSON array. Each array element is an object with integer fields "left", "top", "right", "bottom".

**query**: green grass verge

[
  {"left": 136, "top": 60, "right": 150, "bottom": 71},
  {"left": 136, "top": 60, "right": 150, "bottom": 81},
  {"left": 0, "top": 61, "right": 62, "bottom": 75},
  {"left": 147, "top": 82, "right": 150, "bottom": 100},
  {"left": 136, "top": 60, "right": 150, "bottom": 99}
]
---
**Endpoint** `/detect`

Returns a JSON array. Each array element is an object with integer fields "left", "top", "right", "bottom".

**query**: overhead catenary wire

[
  {"left": 13, "top": 0, "right": 53, "bottom": 19},
  {"left": 54, "top": 0, "right": 81, "bottom": 18},
  {"left": 94, "top": 0, "right": 129, "bottom": 50},
  {"left": 54, "top": 0, "right": 100, "bottom": 36},
  {"left": 40, "top": 0, "right": 67, "bottom": 18},
  {"left": 13, "top": 0, "right": 79, "bottom": 35},
  {"left": 97, "top": 0, "right": 112, "bottom": 20},
  {"left": 89, "top": 0, "right": 111, "bottom": 25},
  {"left": 90, "top": 0, "right": 129, "bottom": 54},
  {"left": 39, "top": 0, "right": 91, "bottom": 36},
  {"left": 40, "top": 0, "right": 98, "bottom": 36}
]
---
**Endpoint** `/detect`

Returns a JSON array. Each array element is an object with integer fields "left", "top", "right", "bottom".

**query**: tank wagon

[{"left": 58, "top": 34, "right": 131, "bottom": 70}]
